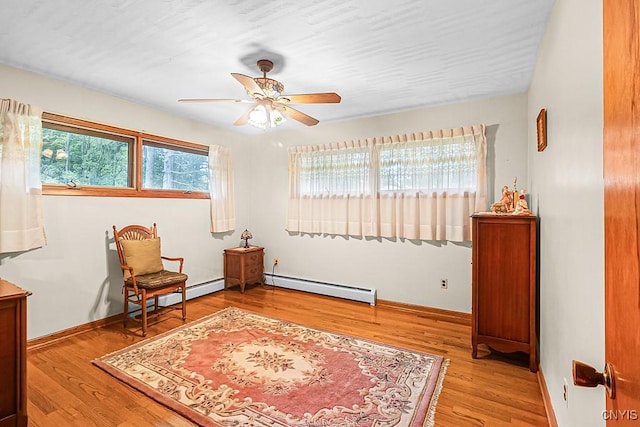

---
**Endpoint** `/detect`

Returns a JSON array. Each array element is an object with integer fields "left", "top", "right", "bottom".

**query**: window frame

[{"left": 41, "top": 113, "right": 210, "bottom": 199}]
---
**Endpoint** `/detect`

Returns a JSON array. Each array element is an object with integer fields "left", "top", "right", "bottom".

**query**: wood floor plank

[{"left": 26, "top": 286, "right": 549, "bottom": 426}]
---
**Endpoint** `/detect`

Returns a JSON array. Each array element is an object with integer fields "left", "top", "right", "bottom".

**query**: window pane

[
  {"left": 41, "top": 125, "right": 131, "bottom": 187},
  {"left": 296, "top": 148, "right": 370, "bottom": 196},
  {"left": 142, "top": 142, "right": 209, "bottom": 191},
  {"left": 378, "top": 135, "right": 478, "bottom": 192}
]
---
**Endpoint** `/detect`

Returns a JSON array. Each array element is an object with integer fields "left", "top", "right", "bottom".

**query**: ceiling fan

[{"left": 178, "top": 59, "right": 341, "bottom": 129}]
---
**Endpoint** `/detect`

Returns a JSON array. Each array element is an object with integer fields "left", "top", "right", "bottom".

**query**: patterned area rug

[{"left": 93, "top": 307, "right": 448, "bottom": 426}]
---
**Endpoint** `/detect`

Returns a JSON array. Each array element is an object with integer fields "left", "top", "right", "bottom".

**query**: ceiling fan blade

[
  {"left": 178, "top": 98, "right": 251, "bottom": 103},
  {"left": 231, "top": 73, "right": 265, "bottom": 97},
  {"left": 233, "top": 103, "right": 257, "bottom": 126},
  {"left": 277, "top": 105, "right": 319, "bottom": 126},
  {"left": 279, "top": 93, "right": 341, "bottom": 104}
]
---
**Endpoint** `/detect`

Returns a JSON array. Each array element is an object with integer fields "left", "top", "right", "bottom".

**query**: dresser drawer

[
  {"left": 245, "top": 251, "right": 263, "bottom": 267},
  {"left": 246, "top": 265, "right": 262, "bottom": 281}
]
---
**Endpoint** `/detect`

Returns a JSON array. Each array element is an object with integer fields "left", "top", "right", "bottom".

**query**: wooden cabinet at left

[{"left": 0, "top": 280, "right": 30, "bottom": 427}]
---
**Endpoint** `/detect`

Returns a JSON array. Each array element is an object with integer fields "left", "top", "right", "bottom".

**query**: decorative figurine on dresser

[
  {"left": 472, "top": 178, "right": 538, "bottom": 372},
  {"left": 223, "top": 230, "right": 264, "bottom": 293}
]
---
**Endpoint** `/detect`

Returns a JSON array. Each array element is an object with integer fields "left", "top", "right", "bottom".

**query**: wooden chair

[{"left": 112, "top": 223, "right": 187, "bottom": 336}]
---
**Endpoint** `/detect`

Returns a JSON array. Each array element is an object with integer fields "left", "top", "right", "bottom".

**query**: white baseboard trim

[{"left": 265, "top": 274, "right": 377, "bottom": 306}]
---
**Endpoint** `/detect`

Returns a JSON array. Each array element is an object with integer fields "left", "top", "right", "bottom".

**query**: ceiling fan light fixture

[
  {"left": 248, "top": 104, "right": 286, "bottom": 129},
  {"left": 179, "top": 58, "right": 339, "bottom": 128}
]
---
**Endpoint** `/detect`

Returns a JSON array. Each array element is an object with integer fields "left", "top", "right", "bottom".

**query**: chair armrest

[
  {"left": 120, "top": 263, "right": 134, "bottom": 275},
  {"left": 161, "top": 256, "right": 183, "bottom": 262},
  {"left": 161, "top": 256, "right": 185, "bottom": 273}
]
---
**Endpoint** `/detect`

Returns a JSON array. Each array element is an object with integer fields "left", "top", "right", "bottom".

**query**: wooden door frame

[{"left": 603, "top": 0, "right": 640, "bottom": 423}]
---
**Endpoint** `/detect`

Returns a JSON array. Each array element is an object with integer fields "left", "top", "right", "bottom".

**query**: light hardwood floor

[{"left": 26, "top": 285, "right": 549, "bottom": 426}]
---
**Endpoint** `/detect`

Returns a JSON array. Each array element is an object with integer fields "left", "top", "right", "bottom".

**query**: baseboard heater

[
  {"left": 264, "top": 274, "right": 377, "bottom": 306},
  {"left": 155, "top": 279, "right": 224, "bottom": 308}
]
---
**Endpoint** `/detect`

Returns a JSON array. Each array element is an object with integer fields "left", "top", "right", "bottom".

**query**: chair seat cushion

[{"left": 125, "top": 270, "right": 188, "bottom": 290}]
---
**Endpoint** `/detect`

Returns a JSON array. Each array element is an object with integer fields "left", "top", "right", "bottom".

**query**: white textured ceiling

[{"left": 0, "top": 0, "right": 554, "bottom": 133}]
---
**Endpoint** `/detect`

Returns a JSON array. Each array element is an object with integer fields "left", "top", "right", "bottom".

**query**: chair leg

[
  {"left": 123, "top": 289, "right": 129, "bottom": 327},
  {"left": 141, "top": 290, "right": 148, "bottom": 337},
  {"left": 181, "top": 284, "right": 187, "bottom": 320},
  {"left": 154, "top": 295, "right": 159, "bottom": 315}
]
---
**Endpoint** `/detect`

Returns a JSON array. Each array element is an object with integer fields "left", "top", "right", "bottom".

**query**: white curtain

[
  {"left": 287, "top": 125, "right": 487, "bottom": 242},
  {"left": 0, "top": 99, "right": 47, "bottom": 253},
  {"left": 208, "top": 145, "right": 235, "bottom": 232}
]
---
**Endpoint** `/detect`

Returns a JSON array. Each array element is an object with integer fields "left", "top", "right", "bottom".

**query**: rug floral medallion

[{"left": 93, "top": 307, "right": 449, "bottom": 426}]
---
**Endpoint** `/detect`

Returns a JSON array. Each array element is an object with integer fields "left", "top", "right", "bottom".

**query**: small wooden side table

[{"left": 223, "top": 246, "right": 264, "bottom": 293}]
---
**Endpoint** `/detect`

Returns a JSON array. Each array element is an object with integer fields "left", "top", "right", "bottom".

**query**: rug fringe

[{"left": 424, "top": 358, "right": 450, "bottom": 427}]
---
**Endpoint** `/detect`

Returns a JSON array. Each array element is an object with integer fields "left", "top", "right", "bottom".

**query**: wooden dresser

[
  {"left": 471, "top": 214, "right": 538, "bottom": 372},
  {"left": 0, "top": 280, "right": 30, "bottom": 427},
  {"left": 223, "top": 246, "right": 264, "bottom": 293}
]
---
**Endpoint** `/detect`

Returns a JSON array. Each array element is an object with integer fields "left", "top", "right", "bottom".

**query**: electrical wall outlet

[
  {"left": 563, "top": 377, "right": 569, "bottom": 407},
  {"left": 440, "top": 278, "right": 448, "bottom": 289},
  {"left": 273, "top": 258, "right": 279, "bottom": 266}
]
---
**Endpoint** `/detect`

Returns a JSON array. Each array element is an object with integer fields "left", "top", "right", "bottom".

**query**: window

[
  {"left": 298, "top": 146, "right": 371, "bottom": 196},
  {"left": 377, "top": 135, "right": 479, "bottom": 192},
  {"left": 142, "top": 140, "right": 209, "bottom": 192},
  {"left": 41, "top": 113, "right": 209, "bottom": 198},
  {"left": 42, "top": 122, "right": 133, "bottom": 188},
  {"left": 287, "top": 125, "right": 487, "bottom": 242}
]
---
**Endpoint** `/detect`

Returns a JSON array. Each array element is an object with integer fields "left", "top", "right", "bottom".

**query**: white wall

[
  {"left": 528, "top": 0, "right": 605, "bottom": 425},
  {"left": 0, "top": 65, "right": 530, "bottom": 337},
  {"left": 250, "top": 93, "right": 528, "bottom": 311},
  {"left": 0, "top": 65, "right": 252, "bottom": 339}
]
